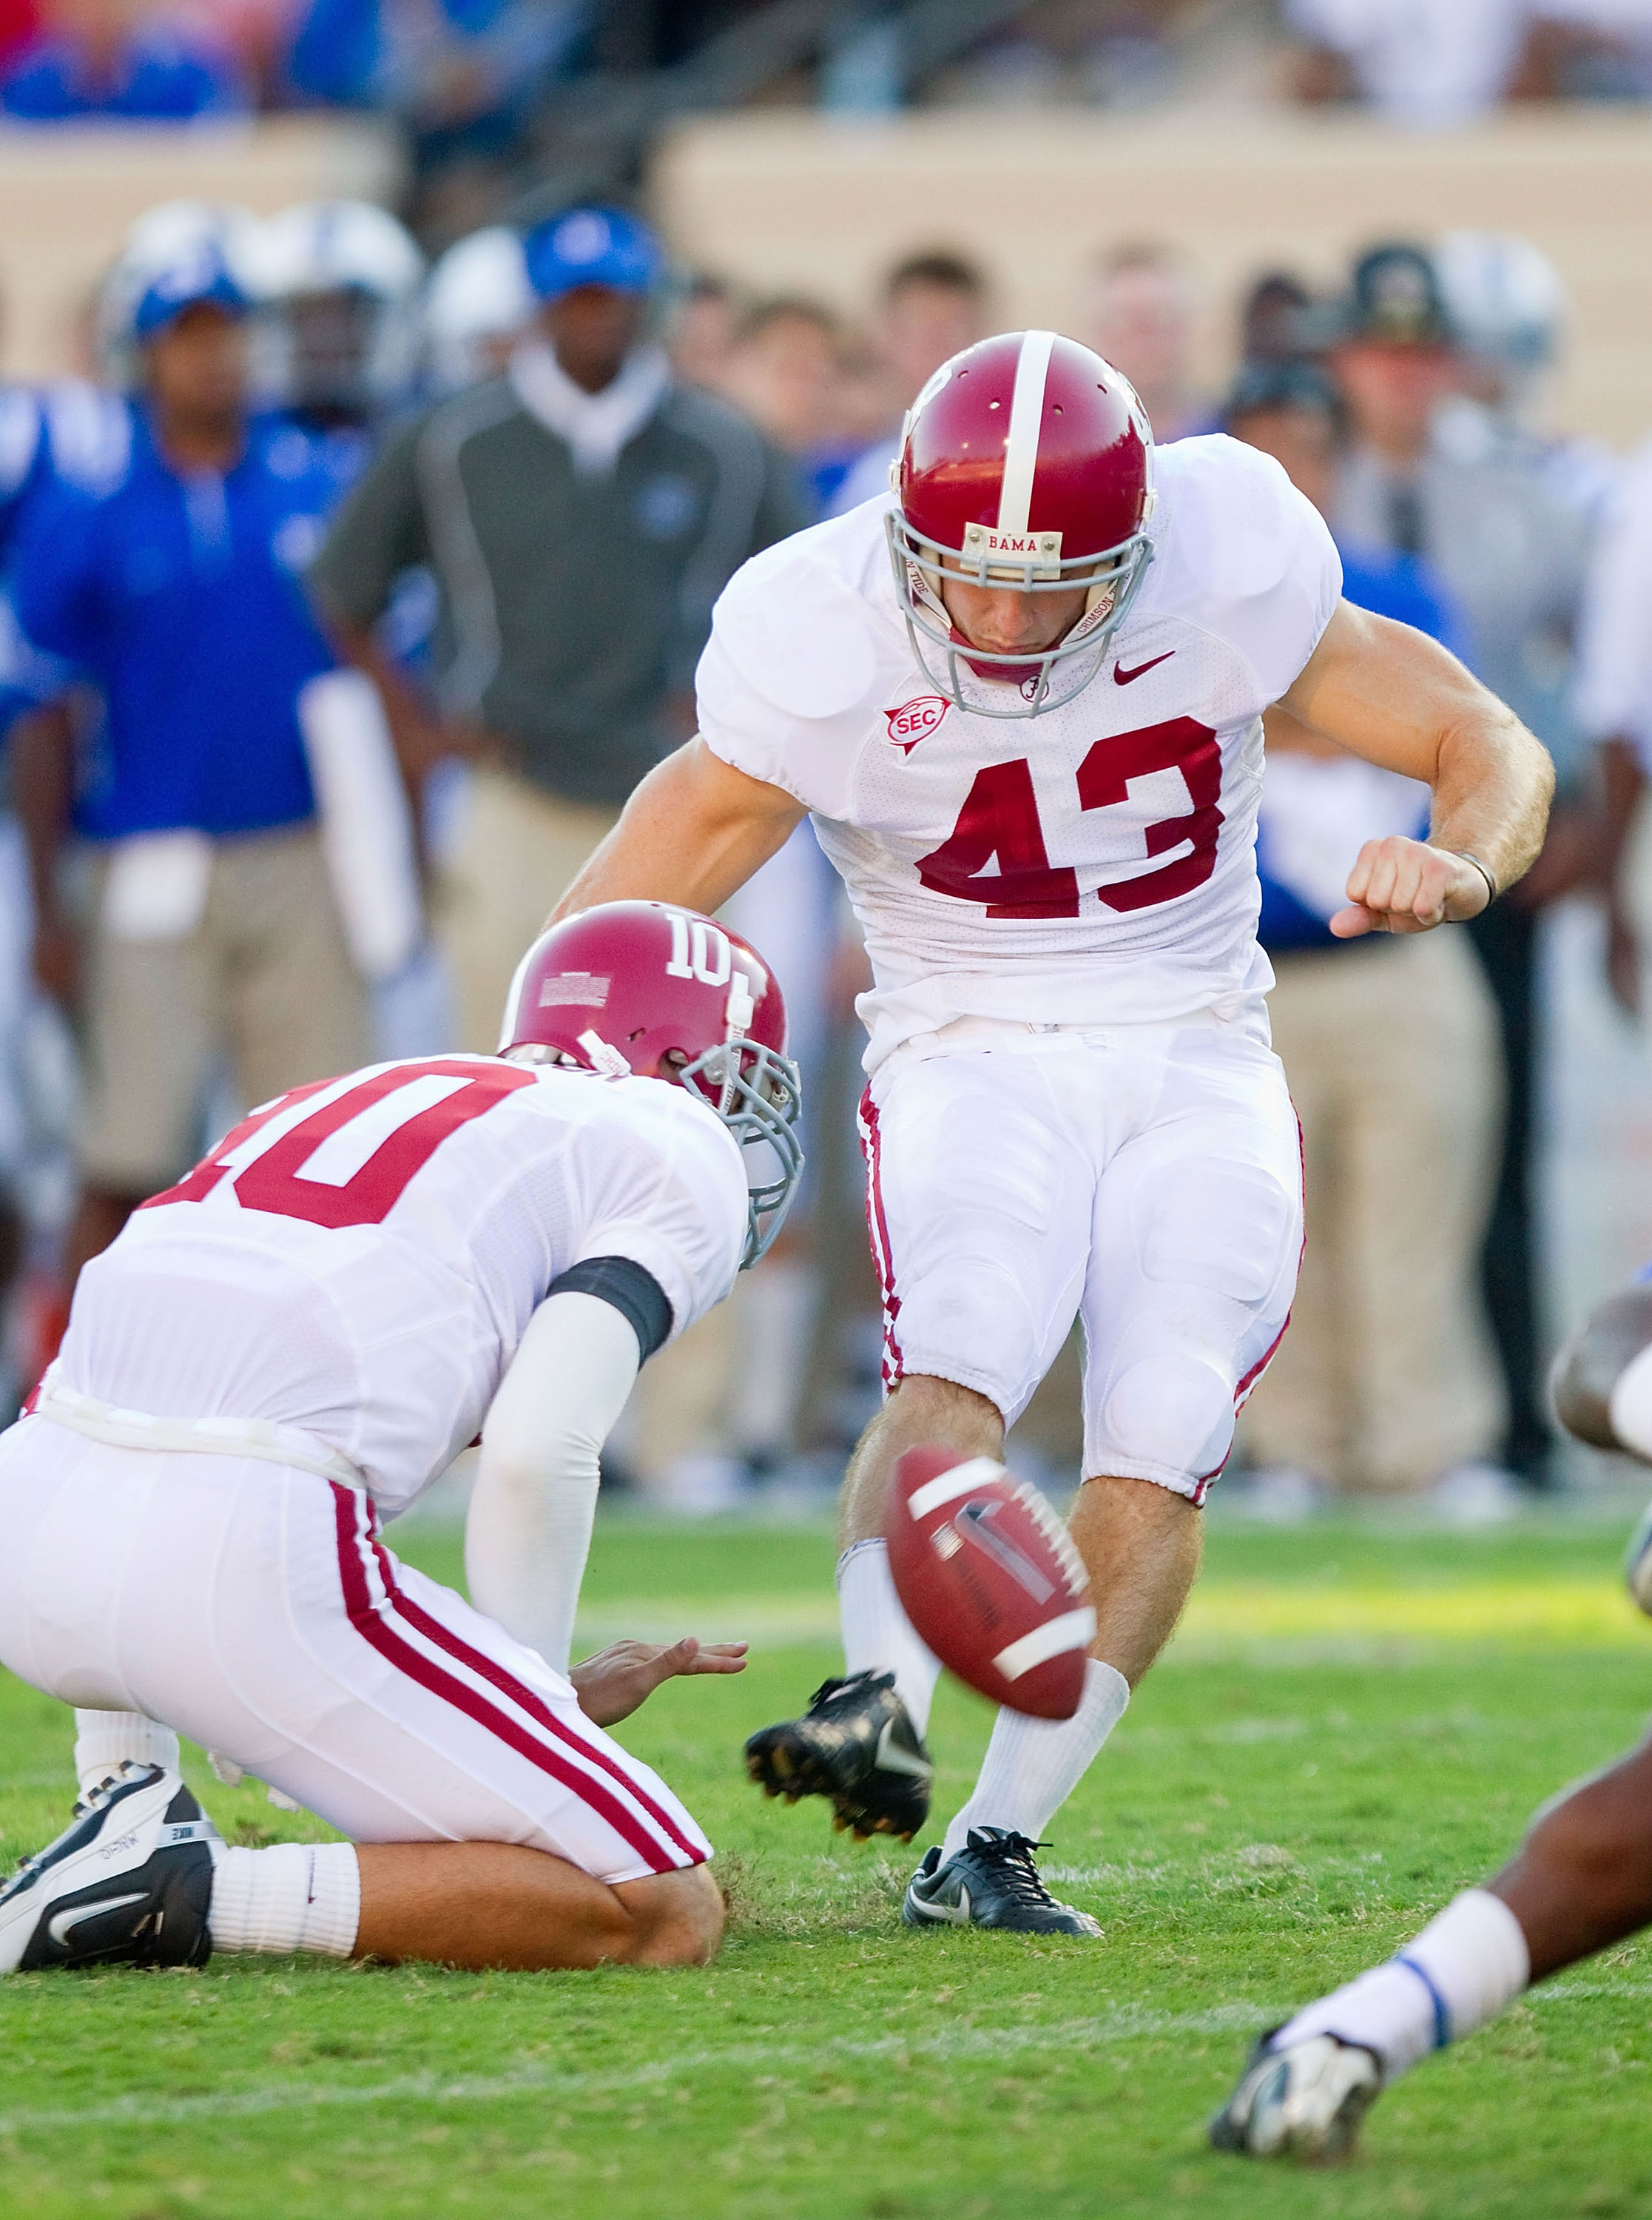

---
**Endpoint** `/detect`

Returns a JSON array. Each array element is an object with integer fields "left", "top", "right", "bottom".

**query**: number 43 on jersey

[{"left": 916, "top": 716, "right": 1221, "bottom": 919}]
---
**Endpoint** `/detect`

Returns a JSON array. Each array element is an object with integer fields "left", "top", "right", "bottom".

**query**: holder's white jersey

[
  {"left": 48, "top": 1057, "right": 748, "bottom": 1518},
  {"left": 697, "top": 435, "right": 1342, "bottom": 1071}
]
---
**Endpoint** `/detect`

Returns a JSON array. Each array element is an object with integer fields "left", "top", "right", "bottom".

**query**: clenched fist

[{"left": 1331, "top": 837, "right": 1491, "bottom": 938}]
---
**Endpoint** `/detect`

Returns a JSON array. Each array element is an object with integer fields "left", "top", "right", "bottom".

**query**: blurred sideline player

[
  {"left": 0, "top": 287, "right": 144, "bottom": 1373},
  {"left": 548, "top": 327, "right": 1554, "bottom": 1933},
  {"left": 423, "top": 226, "right": 535, "bottom": 397},
  {"left": 0, "top": 901, "right": 800, "bottom": 1977},
  {"left": 12, "top": 229, "right": 389, "bottom": 1328},
  {"left": 258, "top": 199, "right": 425, "bottom": 462},
  {"left": 255, "top": 202, "right": 445, "bottom": 1059},
  {"left": 1212, "top": 1271, "right": 1652, "bottom": 2162}
]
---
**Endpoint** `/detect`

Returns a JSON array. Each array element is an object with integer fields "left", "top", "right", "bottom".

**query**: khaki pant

[
  {"left": 1239, "top": 930, "right": 1504, "bottom": 1494},
  {"left": 81, "top": 826, "right": 369, "bottom": 1194},
  {"left": 434, "top": 766, "right": 620, "bottom": 1054}
]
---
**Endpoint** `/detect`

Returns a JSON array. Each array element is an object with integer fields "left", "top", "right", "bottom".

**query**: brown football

[{"left": 886, "top": 1444, "right": 1094, "bottom": 1720}]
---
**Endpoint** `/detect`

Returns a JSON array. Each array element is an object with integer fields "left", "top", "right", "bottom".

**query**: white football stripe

[
  {"left": 994, "top": 1607, "right": 1097, "bottom": 1682},
  {"left": 906, "top": 1456, "right": 1008, "bottom": 1520},
  {"left": 996, "top": 328, "right": 1055, "bottom": 536}
]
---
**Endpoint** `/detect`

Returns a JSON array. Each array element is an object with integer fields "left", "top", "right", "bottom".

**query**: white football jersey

[
  {"left": 697, "top": 436, "right": 1342, "bottom": 1070},
  {"left": 52, "top": 1057, "right": 748, "bottom": 1517}
]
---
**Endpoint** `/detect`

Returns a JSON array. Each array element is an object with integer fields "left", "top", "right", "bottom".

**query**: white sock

[
  {"left": 208, "top": 1842, "right": 361, "bottom": 1958},
  {"left": 1273, "top": 1888, "right": 1531, "bottom": 2079},
  {"left": 942, "top": 1658, "right": 1130, "bottom": 1860},
  {"left": 1611, "top": 1342, "right": 1652, "bottom": 1461},
  {"left": 837, "top": 1538, "right": 943, "bottom": 1736},
  {"left": 74, "top": 1709, "right": 179, "bottom": 1797}
]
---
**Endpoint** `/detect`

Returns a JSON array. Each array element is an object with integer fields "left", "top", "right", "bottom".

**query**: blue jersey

[
  {"left": 0, "top": 382, "right": 134, "bottom": 732},
  {"left": 13, "top": 406, "right": 343, "bottom": 841}
]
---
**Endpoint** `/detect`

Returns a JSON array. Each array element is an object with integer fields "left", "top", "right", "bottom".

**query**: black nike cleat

[
  {"left": 0, "top": 1760, "right": 218, "bottom": 1974},
  {"left": 744, "top": 1669, "right": 933, "bottom": 1841},
  {"left": 901, "top": 1827, "right": 1101, "bottom": 1935}
]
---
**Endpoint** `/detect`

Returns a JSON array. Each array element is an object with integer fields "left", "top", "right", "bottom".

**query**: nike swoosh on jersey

[
  {"left": 1113, "top": 650, "right": 1174, "bottom": 685},
  {"left": 47, "top": 1891, "right": 147, "bottom": 1947}
]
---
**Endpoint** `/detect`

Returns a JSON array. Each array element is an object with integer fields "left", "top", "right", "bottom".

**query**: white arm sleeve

[{"left": 464, "top": 1291, "right": 641, "bottom": 1675}]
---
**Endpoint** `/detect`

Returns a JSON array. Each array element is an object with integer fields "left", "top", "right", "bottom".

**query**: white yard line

[{"left": 2, "top": 1982, "right": 1643, "bottom": 2138}]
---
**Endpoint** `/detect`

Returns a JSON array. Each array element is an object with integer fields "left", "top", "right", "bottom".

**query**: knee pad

[{"left": 1097, "top": 1351, "right": 1235, "bottom": 1481}]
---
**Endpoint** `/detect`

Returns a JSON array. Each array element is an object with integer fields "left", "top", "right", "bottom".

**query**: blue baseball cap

[
  {"left": 132, "top": 243, "right": 249, "bottom": 340},
  {"left": 523, "top": 206, "right": 661, "bottom": 304}
]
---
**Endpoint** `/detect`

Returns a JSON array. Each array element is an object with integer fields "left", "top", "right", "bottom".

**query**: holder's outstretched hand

[{"left": 570, "top": 1636, "right": 749, "bottom": 1728}]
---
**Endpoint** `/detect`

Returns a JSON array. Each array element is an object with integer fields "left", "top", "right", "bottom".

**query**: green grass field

[{"left": 4, "top": 1507, "right": 1652, "bottom": 2220}]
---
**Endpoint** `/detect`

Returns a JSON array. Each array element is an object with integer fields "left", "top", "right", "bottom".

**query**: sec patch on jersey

[{"left": 886, "top": 1446, "right": 1095, "bottom": 1719}]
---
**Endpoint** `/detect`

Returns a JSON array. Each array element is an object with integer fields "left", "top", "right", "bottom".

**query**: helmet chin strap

[{"left": 576, "top": 1029, "right": 631, "bottom": 1078}]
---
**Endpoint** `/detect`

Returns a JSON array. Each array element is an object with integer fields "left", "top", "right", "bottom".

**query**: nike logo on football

[
  {"left": 1113, "top": 651, "right": 1173, "bottom": 685},
  {"left": 874, "top": 1720, "right": 934, "bottom": 1782},
  {"left": 47, "top": 1891, "right": 146, "bottom": 1947}
]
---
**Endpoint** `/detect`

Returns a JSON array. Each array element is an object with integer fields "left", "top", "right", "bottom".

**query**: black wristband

[{"left": 548, "top": 1256, "right": 674, "bottom": 1361}]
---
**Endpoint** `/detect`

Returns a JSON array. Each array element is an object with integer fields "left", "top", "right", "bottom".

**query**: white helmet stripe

[{"left": 996, "top": 328, "right": 1056, "bottom": 537}]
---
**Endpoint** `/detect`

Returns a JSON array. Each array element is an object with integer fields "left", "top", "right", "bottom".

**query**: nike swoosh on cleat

[
  {"left": 1113, "top": 651, "right": 1173, "bottom": 685},
  {"left": 47, "top": 1892, "right": 147, "bottom": 1948},
  {"left": 909, "top": 1884, "right": 971, "bottom": 1925},
  {"left": 874, "top": 1720, "right": 934, "bottom": 1780}
]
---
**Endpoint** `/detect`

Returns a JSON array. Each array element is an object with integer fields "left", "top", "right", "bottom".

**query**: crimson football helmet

[
  {"left": 498, "top": 901, "right": 802, "bottom": 1268},
  {"left": 888, "top": 329, "right": 1156, "bottom": 719}
]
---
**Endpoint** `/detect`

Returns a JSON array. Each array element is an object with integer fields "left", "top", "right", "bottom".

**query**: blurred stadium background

[{"left": 0, "top": 0, "right": 1651, "bottom": 1520}]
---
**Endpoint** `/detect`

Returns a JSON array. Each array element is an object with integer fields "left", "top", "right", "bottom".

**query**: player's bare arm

[
  {"left": 1213, "top": 1263, "right": 1652, "bottom": 2167},
  {"left": 1276, "top": 600, "right": 1554, "bottom": 938},
  {"left": 551, "top": 740, "right": 804, "bottom": 924}
]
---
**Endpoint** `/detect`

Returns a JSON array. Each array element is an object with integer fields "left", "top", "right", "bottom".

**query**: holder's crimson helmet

[
  {"left": 498, "top": 901, "right": 802, "bottom": 1268},
  {"left": 888, "top": 329, "right": 1156, "bottom": 718}
]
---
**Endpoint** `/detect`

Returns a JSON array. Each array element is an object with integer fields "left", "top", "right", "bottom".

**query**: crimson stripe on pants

[
  {"left": 857, "top": 1083, "right": 903, "bottom": 1391},
  {"left": 364, "top": 1532, "right": 704, "bottom": 1863},
  {"left": 328, "top": 1485, "right": 692, "bottom": 1874}
]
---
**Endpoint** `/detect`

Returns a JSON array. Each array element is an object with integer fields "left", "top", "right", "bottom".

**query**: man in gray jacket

[{"left": 311, "top": 204, "right": 808, "bottom": 1050}]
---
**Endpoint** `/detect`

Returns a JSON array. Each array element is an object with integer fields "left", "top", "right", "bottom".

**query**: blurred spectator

[
  {"left": 309, "top": 203, "right": 809, "bottom": 1054},
  {"left": 1286, "top": 0, "right": 1530, "bottom": 122},
  {"left": 718, "top": 295, "right": 849, "bottom": 513},
  {"left": 0, "top": 0, "right": 247, "bottom": 117},
  {"left": 10, "top": 242, "right": 372, "bottom": 1314},
  {"left": 286, "top": 0, "right": 586, "bottom": 226},
  {"left": 1080, "top": 240, "right": 1212, "bottom": 443},
  {"left": 1434, "top": 227, "right": 1618, "bottom": 526},
  {"left": 667, "top": 271, "right": 738, "bottom": 396},
  {"left": 1287, "top": 0, "right": 1652, "bottom": 118},
  {"left": 423, "top": 223, "right": 533, "bottom": 395},
  {"left": 1240, "top": 272, "right": 1320, "bottom": 369},
  {"left": 1331, "top": 240, "right": 1596, "bottom": 1486},
  {"left": 1225, "top": 359, "right": 1506, "bottom": 1515},
  {"left": 829, "top": 249, "right": 988, "bottom": 517}
]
